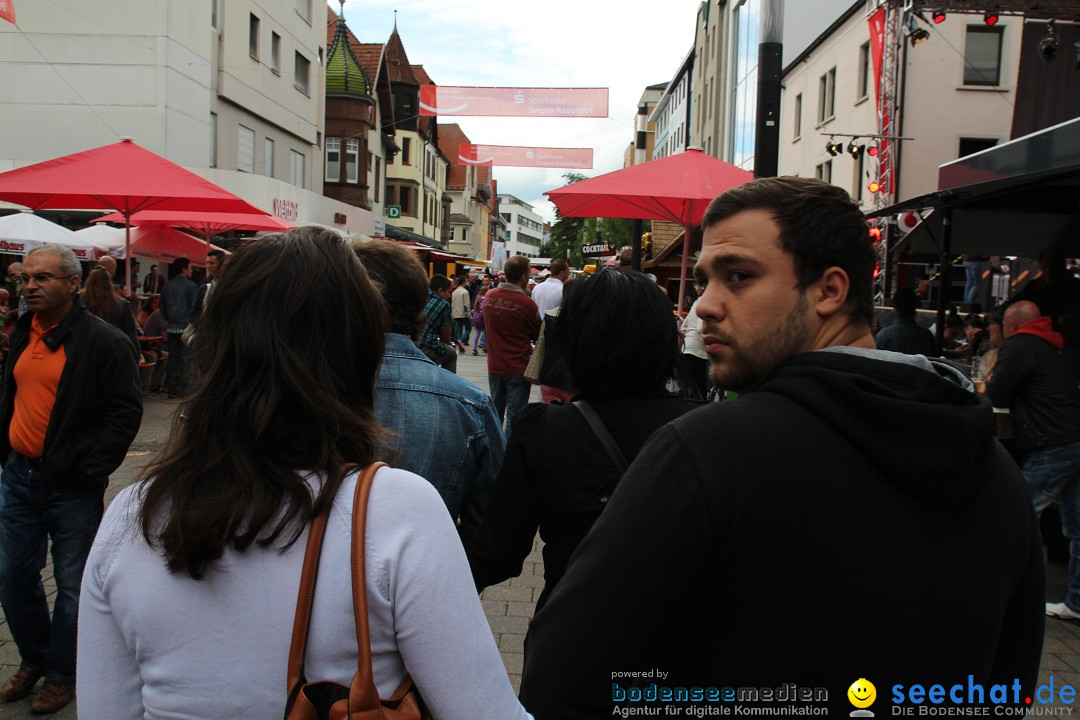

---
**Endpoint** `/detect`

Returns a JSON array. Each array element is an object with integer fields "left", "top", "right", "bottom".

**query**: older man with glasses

[{"left": 0, "top": 244, "right": 142, "bottom": 713}]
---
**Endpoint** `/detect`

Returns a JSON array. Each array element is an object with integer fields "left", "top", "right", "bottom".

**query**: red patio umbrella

[
  {"left": 92, "top": 210, "right": 294, "bottom": 247},
  {"left": 0, "top": 139, "right": 268, "bottom": 295},
  {"left": 545, "top": 147, "right": 752, "bottom": 311}
]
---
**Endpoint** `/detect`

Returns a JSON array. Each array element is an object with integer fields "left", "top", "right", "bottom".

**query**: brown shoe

[
  {"left": 0, "top": 668, "right": 43, "bottom": 702},
  {"left": 29, "top": 679, "right": 74, "bottom": 714}
]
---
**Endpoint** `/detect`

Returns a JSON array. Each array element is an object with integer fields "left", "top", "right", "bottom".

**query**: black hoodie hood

[{"left": 755, "top": 346, "right": 995, "bottom": 509}]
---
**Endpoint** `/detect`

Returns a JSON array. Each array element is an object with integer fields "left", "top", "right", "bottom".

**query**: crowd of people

[{"left": 0, "top": 174, "right": 1070, "bottom": 717}]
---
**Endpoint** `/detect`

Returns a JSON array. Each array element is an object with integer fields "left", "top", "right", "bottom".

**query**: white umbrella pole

[{"left": 677, "top": 225, "right": 691, "bottom": 314}]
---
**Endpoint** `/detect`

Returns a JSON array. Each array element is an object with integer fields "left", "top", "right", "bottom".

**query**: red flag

[
  {"left": 458, "top": 144, "right": 592, "bottom": 169},
  {"left": 0, "top": 0, "right": 15, "bottom": 25},
  {"left": 867, "top": 7, "right": 885, "bottom": 109},
  {"left": 420, "top": 86, "right": 608, "bottom": 118}
]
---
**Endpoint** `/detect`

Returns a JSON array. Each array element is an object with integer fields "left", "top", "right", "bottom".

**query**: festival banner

[
  {"left": 867, "top": 6, "right": 885, "bottom": 110},
  {"left": 0, "top": 0, "right": 15, "bottom": 25},
  {"left": 420, "top": 86, "right": 608, "bottom": 118},
  {"left": 458, "top": 143, "right": 593, "bottom": 169}
]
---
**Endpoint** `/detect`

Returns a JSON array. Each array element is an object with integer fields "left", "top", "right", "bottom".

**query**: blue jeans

[
  {"left": 963, "top": 260, "right": 989, "bottom": 306},
  {"left": 165, "top": 330, "right": 188, "bottom": 396},
  {"left": 1023, "top": 440, "right": 1080, "bottom": 610},
  {"left": 0, "top": 453, "right": 105, "bottom": 682},
  {"left": 454, "top": 318, "right": 471, "bottom": 345},
  {"left": 489, "top": 373, "right": 531, "bottom": 432}
]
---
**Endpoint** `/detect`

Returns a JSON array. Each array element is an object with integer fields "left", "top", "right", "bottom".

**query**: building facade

[
  {"left": 650, "top": 49, "right": 695, "bottom": 160},
  {"left": 624, "top": 83, "right": 668, "bottom": 167},
  {"left": 498, "top": 194, "right": 544, "bottom": 259},
  {"left": 0, "top": 0, "right": 375, "bottom": 233}
]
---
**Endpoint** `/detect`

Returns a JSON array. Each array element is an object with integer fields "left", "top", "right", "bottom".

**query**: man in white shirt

[
  {"left": 450, "top": 275, "right": 471, "bottom": 353},
  {"left": 532, "top": 258, "right": 569, "bottom": 318}
]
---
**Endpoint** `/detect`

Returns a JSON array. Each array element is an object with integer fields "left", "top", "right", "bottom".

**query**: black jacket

[
  {"left": 521, "top": 349, "right": 1044, "bottom": 718},
  {"left": 987, "top": 332, "right": 1080, "bottom": 451},
  {"left": 0, "top": 298, "right": 143, "bottom": 490}
]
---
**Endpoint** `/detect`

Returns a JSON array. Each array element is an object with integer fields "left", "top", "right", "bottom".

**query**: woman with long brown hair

[
  {"left": 76, "top": 228, "right": 530, "bottom": 720},
  {"left": 82, "top": 264, "right": 138, "bottom": 351}
]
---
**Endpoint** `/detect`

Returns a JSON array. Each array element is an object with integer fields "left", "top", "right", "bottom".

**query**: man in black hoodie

[{"left": 520, "top": 177, "right": 1044, "bottom": 719}]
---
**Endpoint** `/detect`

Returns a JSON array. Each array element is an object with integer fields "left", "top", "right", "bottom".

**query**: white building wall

[
  {"left": 650, "top": 58, "right": 693, "bottom": 160},
  {"left": 498, "top": 195, "right": 543, "bottom": 259},
  {"left": 0, "top": 0, "right": 371, "bottom": 234}
]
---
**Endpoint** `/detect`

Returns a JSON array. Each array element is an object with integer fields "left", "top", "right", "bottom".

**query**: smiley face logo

[{"left": 848, "top": 678, "right": 876, "bottom": 709}]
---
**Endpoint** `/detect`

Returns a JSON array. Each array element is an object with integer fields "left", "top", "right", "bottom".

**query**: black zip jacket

[
  {"left": 0, "top": 298, "right": 143, "bottom": 491},
  {"left": 987, "top": 333, "right": 1080, "bottom": 451}
]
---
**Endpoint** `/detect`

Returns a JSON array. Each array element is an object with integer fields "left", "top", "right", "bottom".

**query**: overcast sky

[{"left": 333, "top": 0, "right": 706, "bottom": 224}]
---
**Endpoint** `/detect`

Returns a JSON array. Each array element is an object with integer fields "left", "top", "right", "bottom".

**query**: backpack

[{"left": 471, "top": 297, "right": 485, "bottom": 330}]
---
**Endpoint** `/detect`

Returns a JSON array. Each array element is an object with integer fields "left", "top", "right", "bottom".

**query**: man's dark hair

[
  {"left": 170, "top": 257, "right": 191, "bottom": 277},
  {"left": 352, "top": 239, "right": 428, "bottom": 338},
  {"left": 701, "top": 176, "right": 876, "bottom": 324},
  {"left": 429, "top": 274, "right": 451, "bottom": 293},
  {"left": 892, "top": 287, "right": 920, "bottom": 318},
  {"left": 987, "top": 305, "right": 1006, "bottom": 327},
  {"left": 139, "top": 227, "right": 387, "bottom": 579},
  {"left": 207, "top": 249, "right": 225, "bottom": 259},
  {"left": 504, "top": 255, "right": 530, "bottom": 283},
  {"left": 556, "top": 269, "right": 678, "bottom": 398},
  {"left": 550, "top": 258, "right": 568, "bottom": 277}
]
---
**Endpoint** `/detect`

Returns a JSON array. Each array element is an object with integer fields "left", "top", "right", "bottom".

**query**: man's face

[
  {"left": 694, "top": 209, "right": 815, "bottom": 393},
  {"left": 182, "top": 264, "right": 193, "bottom": 278},
  {"left": 988, "top": 322, "right": 1004, "bottom": 347},
  {"left": 22, "top": 252, "right": 78, "bottom": 317},
  {"left": 438, "top": 286, "right": 453, "bottom": 301},
  {"left": 207, "top": 255, "right": 220, "bottom": 277},
  {"left": 481, "top": 276, "right": 491, "bottom": 287}
]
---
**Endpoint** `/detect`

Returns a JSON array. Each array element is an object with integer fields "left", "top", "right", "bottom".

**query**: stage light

[
  {"left": 826, "top": 139, "right": 843, "bottom": 157},
  {"left": 932, "top": 10, "right": 946, "bottom": 24},
  {"left": 867, "top": 145, "right": 880, "bottom": 157},
  {"left": 984, "top": 13, "right": 999, "bottom": 26},
  {"left": 849, "top": 142, "right": 866, "bottom": 160},
  {"left": 1041, "top": 20, "right": 1060, "bottom": 61},
  {"left": 868, "top": 181, "right": 882, "bottom": 193},
  {"left": 910, "top": 28, "right": 930, "bottom": 46}
]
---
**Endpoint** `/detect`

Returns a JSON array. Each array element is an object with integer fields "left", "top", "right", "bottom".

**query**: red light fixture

[
  {"left": 867, "top": 145, "right": 880, "bottom": 157},
  {"left": 932, "top": 10, "right": 946, "bottom": 24},
  {"left": 868, "top": 181, "right": 882, "bottom": 193},
  {"left": 984, "top": 13, "right": 999, "bottom": 26}
]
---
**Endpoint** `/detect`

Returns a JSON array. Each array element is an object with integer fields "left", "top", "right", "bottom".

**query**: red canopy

[
  {"left": 0, "top": 139, "right": 268, "bottom": 294},
  {"left": 545, "top": 148, "right": 752, "bottom": 309},
  {"left": 93, "top": 210, "right": 293, "bottom": 239}
]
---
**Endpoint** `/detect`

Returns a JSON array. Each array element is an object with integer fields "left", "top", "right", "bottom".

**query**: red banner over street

[
  {"left": 420, "top": 86, "right": 608, "bottom": 118},
  {"left": 0, "top": 0, "right": 16, "bottom": 25},
  {"left": 458, "top": 144, "right": 593, "bottom": 169}
]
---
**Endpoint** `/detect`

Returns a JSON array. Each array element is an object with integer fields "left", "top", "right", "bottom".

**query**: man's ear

[{"left": 812, "top": 266, "right": 850, "bottom": 318}]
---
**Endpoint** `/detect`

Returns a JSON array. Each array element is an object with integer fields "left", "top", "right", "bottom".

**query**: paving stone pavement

[{"left": 2, "top": 350, "right": 1077, "bottom": 716}]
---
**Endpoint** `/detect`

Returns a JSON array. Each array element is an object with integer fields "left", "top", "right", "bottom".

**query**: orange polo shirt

[{"left": 9, "top": 317, "right": 67, "bottom": 458}]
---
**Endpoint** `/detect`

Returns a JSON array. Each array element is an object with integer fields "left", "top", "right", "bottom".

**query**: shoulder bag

[
  {"left": 284, "top": 462, "right": 431, "bottom": 720},
  {"left": 524, "top": 318, "right": 547, "bottom": 385}
]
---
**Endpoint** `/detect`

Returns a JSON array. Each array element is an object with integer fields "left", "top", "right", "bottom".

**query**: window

[
  {"left": 402, "top": 138, "right": 412, "bottom": 165},
  {"left": 374, "top": 158, "right": 381, "bottom": 202},
  {"left": 818, "top": 67, "right": 836, "bottom": 123},
  {"left": 958, "top": 137, "right": 998, "bottom": 158},
  {"left": 346, "top": 139, "right": 359, "bottom": 183},
  {"left": 858, "top": 43, "right": 871, "bottom": 101},
  {"left": 793, "top": 93, "right": 802, "bottom": 140},
  {"left": 271, "top": 33, "right": 281, "bottom": 74},
  {"left": 237, "top": 125, "right": 254, "bottom": 172},
  {"left": 964, "top": 26, "right": 1004, "bottom": 86},
  {"left": 294, "top": 52, "right": 310, "bottom": 94},
  {"left": 209, "top": 112, "right": 217, "bottom": 167},
  {"left": 295, "top": 0, "right": 311, "bottom": 23},
  {"left": 815, "top": 160, "right": 832, "bottom": 184},
  {"left": 211, "top": 0, "right": 218, "bottom": 29},
  {"left": 461, "top": 227, "right": 468, "bottom": 244},
  {"left": 249, "top": 14, "right": 259, "bottom": 59},
  {"left": 265, "top": 138, "right": 275, "bottom": 177},
  {"left": 325, "top": 137, "right": 340, "bottom": 182},
  {"left": 399, "top": 186, "right": 412, "bottom": 215},
  {"left": 853, "top": 153, "right": 864, "bottom": 203},
  {"left": 290, "top": 150, "right": 305, "bottom": 189}
]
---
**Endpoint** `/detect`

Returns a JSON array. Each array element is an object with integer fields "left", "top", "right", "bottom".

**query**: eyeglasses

[{"left": 15, "top": 273, "right": 74, "bottom": 287}]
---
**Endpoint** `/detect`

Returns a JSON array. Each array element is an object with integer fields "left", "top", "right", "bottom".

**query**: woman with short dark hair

[
  {"left": 465, "top": 269, "right": 705, "bottom": 612},
  {"left": 77, "top": 228, "right": 530, "bottom": 720}
]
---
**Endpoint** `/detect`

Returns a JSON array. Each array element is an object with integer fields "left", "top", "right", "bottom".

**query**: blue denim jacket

[{"left": 374, "top": 334, "right": 505, "bottom": 533}]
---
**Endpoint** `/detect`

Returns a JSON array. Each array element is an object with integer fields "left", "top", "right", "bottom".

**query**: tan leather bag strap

[
  {"left": 285, "top": 462, "right": 386, "bottom": 715},
  {"left": 345, "top": 460, "right": 384, "bottom": 714}
]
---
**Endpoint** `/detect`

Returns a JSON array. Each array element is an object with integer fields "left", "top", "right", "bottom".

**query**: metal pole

[
  {"left": 935, "top": 209, "right": 953, "bottom": 352},
  {"left": 753, "top": 0, "right": 783, "bottom": 178},
  {"left": 632, "top": 103, "right": 648, "bottom": 272}
]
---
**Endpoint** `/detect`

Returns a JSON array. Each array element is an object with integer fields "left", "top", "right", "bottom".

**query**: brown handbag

[{"left": 284, "top": 462, "right": 431, "bottom": 720}]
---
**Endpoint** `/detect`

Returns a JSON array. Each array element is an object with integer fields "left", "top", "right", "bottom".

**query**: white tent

[{"left": 0, "top": 211, "right": 103, "bottom": 261}]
